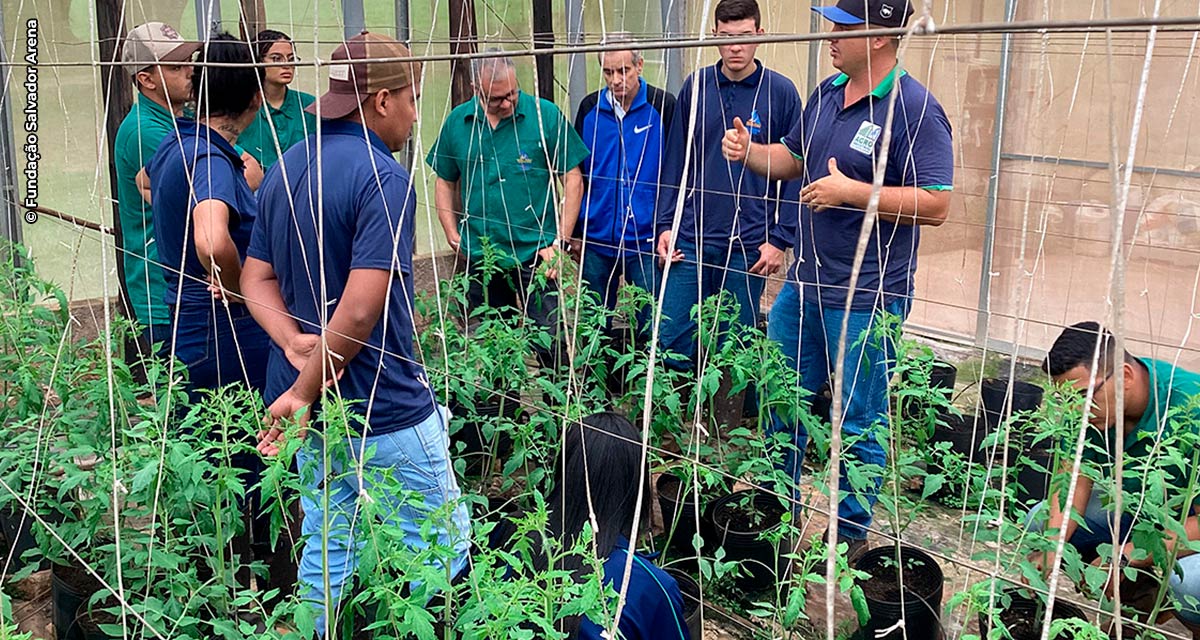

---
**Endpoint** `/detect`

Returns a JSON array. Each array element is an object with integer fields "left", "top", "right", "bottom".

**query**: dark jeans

[
  {"left": 466, "top": 262, "right": 563, "bottom": 368},
  {"left": 658, "top": 240, "right": 764, "bottom": 370},
  {"left": 579, "top": 247, "right": 659, "bottom": 338}
]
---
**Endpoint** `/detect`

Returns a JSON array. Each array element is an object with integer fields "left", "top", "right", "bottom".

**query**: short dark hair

[
  {"left": 253, "top": 29, "right": 290, "bottom": 62},
  {"left": 192, "top": 33, "right": 259, "bottom": 119},
  {"left": 714, "top": 0, "right": 761, "bottom": 28},
  {"left": 1043, "top": 321, "right": 1135, "bottom": 377}
]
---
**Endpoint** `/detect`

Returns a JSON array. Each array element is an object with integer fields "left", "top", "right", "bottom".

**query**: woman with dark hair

[
  {"left": 147, "top": 31, "right": 272, "bottom": 396},
  {"left": 239, "top": 29, "right": 317, "bottom": 170},
  {"left": 497, "top": 411, "right": 689, "bottom": 639}
]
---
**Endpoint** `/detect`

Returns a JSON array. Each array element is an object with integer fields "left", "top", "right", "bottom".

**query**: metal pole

[
  {"left": 975, "top": 0, "right": 1018, "bottom": 346},
  {"left": 807, "top": 0, "right": 821, "bottom": 95},
  {"left": 343, "top": 0, "right": 366, "bottom": 39},
  {"left": 531, "top": 0, "right": 555, "bottom": 99},
  {"left": 660, "top": 0, "right": 685, "bottom": 94},
  {"left": 395, "top": 0, "right": 410, "bottom": 43},
  {"left": 566, "top": 0, "right": 588, "bottom": 116},
  {"left": 0, "top": 2, "right": 23, "bottom": 255},
  {"left": 196, "top": 0, "right": 221, "bottom": 37}
]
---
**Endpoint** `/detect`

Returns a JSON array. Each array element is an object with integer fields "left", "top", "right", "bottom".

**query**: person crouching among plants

[
  {"left": 243, "top": 32, "right": 471, "bottom": 635},
  {"left": 492, "top": 411, "right": 690, "bottom": 639},
  {"left": 1030, "top": 321, "right": 1200, "bottom": 636}
]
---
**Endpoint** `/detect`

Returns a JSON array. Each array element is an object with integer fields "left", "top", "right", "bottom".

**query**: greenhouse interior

[{"left": 2, "top": 0, "right": 1200, "bottom": 638}]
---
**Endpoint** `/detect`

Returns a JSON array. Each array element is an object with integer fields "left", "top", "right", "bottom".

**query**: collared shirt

[
  {"left": 248, "top": 119, "right": 435, "bottom": 434},
  {"left": 426, "top": 91, "right": 590, "bottom": 268},
  {"left": 656, "top": 60, "right": 801, "bottom": 251},
  {"left": 147, "top": 119, "right": 257, "bottom": 311},
  {"left": 239, "top": 88, "right": 317, "bottom": 170},
  {"left": 783, "top": 69, "right": 954, "bottom": 310},
  {"left": 575, "top": 80, "right": 675, "bottom": 257},
  {"left": 576, "top": 537, "right": 689, "bottom": 640},
  {"left": 114, "top": 96, "right": 176, "bottom": 328},
  {"left": 1080, "top": 358, "right": 1200, "bottom": 500}
]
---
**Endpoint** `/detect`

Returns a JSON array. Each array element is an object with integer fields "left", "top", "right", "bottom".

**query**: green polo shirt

[
  {"left": 1081, "top": 358, "right": 1200, "bottom": 499},
  {"left": 114, "top": 95, "right": 176, "bottom": 329},
  {"left": 239, "top": 88, "right": 317, "bottom": 170},
  {"left": 426, "top": 91, "right": 589, "bottom": 268}
]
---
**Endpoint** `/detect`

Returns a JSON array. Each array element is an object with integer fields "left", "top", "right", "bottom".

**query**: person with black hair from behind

[
  {"left": 1033, "top": 321, "right": 1200, "bottom": 634},
  {"left": 493, "top": 411, "right": 689, "bottom": 639}
]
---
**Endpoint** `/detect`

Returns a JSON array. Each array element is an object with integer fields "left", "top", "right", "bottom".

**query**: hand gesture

[
  {"left": 722, "top": 117, "right": 751, "bottom": 163},
  {"left": 800, "top": 158, "right": 856, "bottom": 212}
]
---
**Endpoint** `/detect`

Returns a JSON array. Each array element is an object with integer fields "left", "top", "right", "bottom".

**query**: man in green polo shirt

[
  {"left": 114, "top": 22, "right": 199, "bottom": 349},
  {"left": 427, "top": 53, "right": 587, "bottom": 365},
  {"left": 1034, "top": 321, "right": 1200, "bottom": 633}
]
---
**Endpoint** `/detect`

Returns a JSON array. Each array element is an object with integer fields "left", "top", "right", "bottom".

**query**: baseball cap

[
  {"left": 812, "top": 0, "right": 914, "bottom": 29},
  {"left": 122, "top": 22, "right": 200, "bottom": 75},
  {"left": 307, "top": 32, "right": 421, "bottom": 120}
]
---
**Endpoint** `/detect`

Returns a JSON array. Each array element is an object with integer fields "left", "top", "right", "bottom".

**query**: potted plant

[{"left": 853, "top": 545, "right": 944, "bottom": 640}]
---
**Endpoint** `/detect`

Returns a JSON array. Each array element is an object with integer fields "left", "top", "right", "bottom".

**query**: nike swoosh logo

[{"left": 633, "top": 124, "right": 652, "bottom": 134}]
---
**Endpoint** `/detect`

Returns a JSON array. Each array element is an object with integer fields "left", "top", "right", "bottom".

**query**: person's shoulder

[
  {"left": 644, "top": 84, "right": 675, "bottom": 110},
  {"left": 293, "top": 89, "right": 317, "bottom": 106},
  {"left": 444, "top": 99, "right": 477, "bottom": 122},
  {"left": 760, "top": 66, "right": 800, "bottom": 94},
  {"left": 576, "top": 90, "right": 601, "bottom": 118},
  {"left": 896, "top": 74, "right": 946, "bottom": 110},
  {"left": 531, "top": 95, "right": 567, "bottom": 118}
]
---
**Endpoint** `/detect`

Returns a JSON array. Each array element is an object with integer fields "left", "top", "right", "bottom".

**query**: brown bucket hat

[{"left": 307, "top": 31, "right": 421, "bottom": 120}]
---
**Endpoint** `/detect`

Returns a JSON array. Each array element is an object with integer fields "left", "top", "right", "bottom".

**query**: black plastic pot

[
  {"left": 708, "top": 490, "right": 787, "bottom": 592},
  {"left": 930, "top": 361, "right": 958, "bottom": 390},
  {"left": 854, "top": 545, "right": 944, "bottom": 640},
  {"left": 1014, "top": 447, "right": 1054, "bottom": 508},
  {"left": 657, "top": 474, "right": 709, "bottom": 559},
  {"left": 977, "top": 589, "right": 1087, "bottom": 639},
  {"left": 664, "top": 567, "right": 703, "bottom": 640},
  {"left": 0, "top": 504, "right": 40, "bottom": 574},
  {"left": 53, "top": 563, "right": 102, "bottom": 640},
  {"left": 75, "top": 597, "right": 120, "bottom": 640},
  {"left": 450, "top": 398, "right": 519, "bottom": 476},
  {"left": 929, "top": 413, "right": 991, "bottom": 464},
  {"left": 980, "top": 379, "right": 1044, "bottom": 430}
]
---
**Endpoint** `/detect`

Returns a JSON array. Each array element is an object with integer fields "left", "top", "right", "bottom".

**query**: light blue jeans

[
  {"left": 1029, "top": 492, "right": 1200, "bottom": 624},
  {"left": 766, "top": 283, "right": 906, "bottom": 540},
  {"left": 295, "top": 404, "right": 472, "bottom": 633}
]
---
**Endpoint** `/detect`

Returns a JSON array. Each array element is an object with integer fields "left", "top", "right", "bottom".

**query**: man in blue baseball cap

[{"left": 722, "top": 0, "right": 953, "bottom": 561}]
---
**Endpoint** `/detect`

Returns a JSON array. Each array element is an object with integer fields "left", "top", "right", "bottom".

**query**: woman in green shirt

[{"left": 241, "top": 30, "right": 318, "bottom": 170}]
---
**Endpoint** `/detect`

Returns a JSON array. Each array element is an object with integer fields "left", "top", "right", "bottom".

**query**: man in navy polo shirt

[
  {"left": 723, "top": 0, "right": 953, "bottom": 557},
  {"left": 243, "top": 33, "right": 470, "bottom": 633},
  {"left": 574, "top": 33, "right": 675, "bottom": 337},
  {"left": 655, "top": 0, "right": 800, "bottom": 372}
]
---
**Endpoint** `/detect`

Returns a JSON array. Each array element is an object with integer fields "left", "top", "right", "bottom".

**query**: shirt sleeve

[
  {"left": 246, "top": 183, "right": 272, "bottom": 264},
  {"left": 425, "top": 115, "right": 462, "bottom": 182},
  {"left": 892, "top": 97, "right": 955, "bottom": 192},
  {"left": 350, "top": 168, "right": 415, "bottom": 276},
  {"left": 780, "top": 104, "right": 806, "bottom": 161},
  {"left": 189, "top": 151, "right": 242, "bottom": 221},
  {"left": 655, "top": 79, "right": 689, "bottom": 237},
  {"left": 550, "top": 102, "right": 590, "bottom": 174}
]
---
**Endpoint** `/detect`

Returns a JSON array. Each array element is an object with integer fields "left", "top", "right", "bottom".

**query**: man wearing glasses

[
  {"left": 427, "top": 53, "right": 588, "bottom": 366},
  {"left": 1035, "top": 321, "right": 1200, "bottom": 633}
]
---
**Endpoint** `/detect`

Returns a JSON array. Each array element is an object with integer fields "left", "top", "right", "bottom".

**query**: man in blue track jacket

[
  {"left": 655, "top": 0, "right": 801, "bottom": 371},
  {"left": 574, "top": 33, "right": 675, "bottom": 336}
]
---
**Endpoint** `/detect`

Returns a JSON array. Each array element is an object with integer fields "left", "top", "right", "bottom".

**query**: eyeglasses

[
  {"left": 265, "top": 54, "right": 299, "bottom": 64},
  {"left": 481, "top": 89, "right": 518, "bottom": 108}
]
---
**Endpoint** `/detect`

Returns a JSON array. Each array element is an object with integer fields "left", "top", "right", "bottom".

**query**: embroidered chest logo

[
  {"left": 849, "top": 120, "right": 883, "bottom": 155},
  {"left": 516, "top": 150, "right": 533, "bottom": 171},
  {"left": 745, "top": 109, "right": 763, "bottom": 136}
]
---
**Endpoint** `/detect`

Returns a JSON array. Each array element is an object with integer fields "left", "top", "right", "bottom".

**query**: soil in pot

[
  {"left": 53, "top": 563, "right": 102, "bottom": 640},
  {"left": 854, "top": 546, "right": 944, "bottom": 640},
  {"left": 977, "top": 589, "right": 1087, "bottom": 639},
  {"left": 709, "top": 491, "right": 787, "bottom": 592},
  {"left": 664, "top": 567, "right": 703, "bottom": 640},
  {"left": 980, "top": 379, "right": 1044, "bottom": 431},
  {"left": 76, "top": 596, "right": 121, "bottom": 640},
  {"left": 450, "top": 399, "right": 519, "bottom": 477}
]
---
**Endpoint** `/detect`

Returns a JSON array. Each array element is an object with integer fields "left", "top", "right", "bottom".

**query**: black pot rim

[
  {"left": 708, "top": 490, "right": 785, "bottom": 538},
  {"left": 854, "top": 545, "right": 945, "bottom": 604}
]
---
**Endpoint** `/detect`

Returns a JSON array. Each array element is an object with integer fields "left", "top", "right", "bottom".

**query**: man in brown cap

[
  {"left": 244, "top": 31, "right": 470, "bottom": 634},
  {"left": 113, "top": 22, "right": 199, "bottom": 353}
]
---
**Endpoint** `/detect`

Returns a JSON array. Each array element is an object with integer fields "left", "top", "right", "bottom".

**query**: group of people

[{"left": 107, "top": 0, "right": 1200, "bottom": 636}]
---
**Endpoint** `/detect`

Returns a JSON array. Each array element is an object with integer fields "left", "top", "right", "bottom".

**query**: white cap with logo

[{"left": 122, "top": 22, "right": 201, "bottom": 75}]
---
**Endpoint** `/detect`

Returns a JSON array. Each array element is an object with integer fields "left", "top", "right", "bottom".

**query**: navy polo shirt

[
  {"left": 248, "top": 120, "right": 435, "bottom": 434},
  {"left": 576, "top": 538, "right": 689, "bottom": 640},
  {"left": 783, "top": 70, "right": 954, "bottom": 310},
  {"left": 656, "top": 60, "right": 800, "bottom": 251},
  {"left": 147, "top": 119, "right": 258, "bottom": 310}
]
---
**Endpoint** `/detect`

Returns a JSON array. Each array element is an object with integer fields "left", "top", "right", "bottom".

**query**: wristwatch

[{"left": 1118, "top": 555, "right": 1130, "bottom": 570}]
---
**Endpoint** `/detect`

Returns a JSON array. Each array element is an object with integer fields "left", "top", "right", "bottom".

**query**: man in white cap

[{"left": 113, "top": 22, "right": 199, "bottom": 352}]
